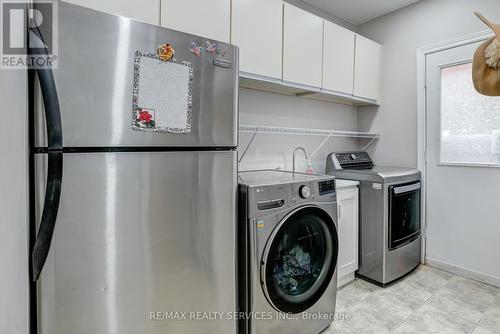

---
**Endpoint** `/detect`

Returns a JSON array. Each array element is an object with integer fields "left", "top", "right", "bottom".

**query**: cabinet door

[
  {"left": 231, "top": 0, "right": 283, "bottom": 79},
  {"left": 353, "top": 34, "right": 382, "bottom": 101},
  {"left": 322, "top": 21, "right": 355, "bottom": 95},
  {"left": 283, "top": 3, "right": 323, "bottom": 88},
  {"left": 64, "top": 0, "right": 160, "bottom": 25},
  {"left": 337, "top": 187, "right": 359, "bottom": 280},
  {"left": 161, "top": 0, "right": 230, "bottom": 42}
]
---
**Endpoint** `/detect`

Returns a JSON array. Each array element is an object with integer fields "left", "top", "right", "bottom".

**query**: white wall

[
  {"left": 0, "top": 70, "right": 29, "bottom": 333},
  {"left": 238, "top": 88, "right": 360, "bottom": 173},
  {"left": 358, "top": 0, "right": 500, "bottom": 167},
  {"left": 358, "top": 0, "right": 500, "bottom": 283}
]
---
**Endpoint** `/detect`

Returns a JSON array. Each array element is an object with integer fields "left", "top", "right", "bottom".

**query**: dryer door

[{"left": 261, "top": 206, "right": 338, "bottom": 314}]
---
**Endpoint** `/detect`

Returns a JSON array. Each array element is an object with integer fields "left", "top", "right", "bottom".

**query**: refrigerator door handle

[
  {"left": 30, "top": 25, "right": 63, "bottom": 281},
  {"left": 32, "top": 152, "right": 63, "bottom": 281},
  {"left": 30, "top": 25, "right": 63, "bottom": 150}
]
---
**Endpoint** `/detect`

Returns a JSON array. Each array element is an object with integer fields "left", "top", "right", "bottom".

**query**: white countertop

[{"left": 336, "top": 179, "right": 359, "bottom": 189}]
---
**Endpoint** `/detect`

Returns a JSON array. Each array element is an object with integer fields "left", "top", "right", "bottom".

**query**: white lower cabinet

[{"left": 336, "top": 181, "right": 359, "bottom": 287}]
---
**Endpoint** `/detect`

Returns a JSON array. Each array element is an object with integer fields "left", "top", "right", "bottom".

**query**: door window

[
  {"left": 440, "top": 62, "right": 500, "bottom": 165},
  {"left": 262, "top": 207, "right": 338, "bottom": 313}
]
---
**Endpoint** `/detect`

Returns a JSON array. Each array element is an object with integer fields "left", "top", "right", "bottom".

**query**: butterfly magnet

[
  {"left": 205, "top": 40, "right": 217, "bottom": 55},
  {"left": 190, "top": 42, "right": 202, "bottom": 56},
  {"left": 205, "top": 40, "right": 227, "bottom": 57}
]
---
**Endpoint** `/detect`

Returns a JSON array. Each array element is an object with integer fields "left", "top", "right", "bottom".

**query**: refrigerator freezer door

[
  {"left": 34, "top": 2, "right": 238, "bottom": 148},
  {"left": 34, "top": 151, "right": 237, "bottom": 334}
]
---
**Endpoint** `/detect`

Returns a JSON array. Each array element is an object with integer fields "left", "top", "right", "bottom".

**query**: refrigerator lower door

[{"left": 34, "top": 151, "right": 237, "bottom": 334}]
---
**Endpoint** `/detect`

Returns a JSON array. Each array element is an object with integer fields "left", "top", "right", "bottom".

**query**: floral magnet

[
  {"left": 134, "top": 108, "right": 156, "bottom": 129},
  {"left": 157, "top": 43, "right": 175, "bottom": 61},
  {"left": 190, "top": 42, "right": 202, "bottom": 56},
  {"left": 205, "top": 40, "right": 226, "bottom": 57}
]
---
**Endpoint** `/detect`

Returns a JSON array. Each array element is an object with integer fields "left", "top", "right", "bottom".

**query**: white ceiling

[{"left": 303, "top": 0, "right": 420, "bottom": 25}]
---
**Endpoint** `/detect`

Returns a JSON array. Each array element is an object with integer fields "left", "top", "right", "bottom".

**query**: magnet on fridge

[
  {"left": 157, "top": 43, "right": 175, "bottom": 61},
  {"left": 205, "top": 40, "right": 217, "bottom": 55},
  {"left": 190, "top": 42, "right": 202, "bottom": 57},
  {"left": 134, "top": 108, "right": 156, "bottom": 129}
]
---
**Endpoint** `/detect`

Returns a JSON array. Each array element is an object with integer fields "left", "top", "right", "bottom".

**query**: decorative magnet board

[{"left": 132, "top": 51, "right": 193, "bottom": 133}]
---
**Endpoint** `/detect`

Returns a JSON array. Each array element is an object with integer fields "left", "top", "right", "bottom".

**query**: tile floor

[{"left": 328, "top": 265, "right": 500, "bottom": 334}]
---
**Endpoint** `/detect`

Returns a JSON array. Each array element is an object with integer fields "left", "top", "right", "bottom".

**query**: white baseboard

[
  {"left": 425, "top": 257, "right": 500, "bottom": 288},
  {"left": 338, "top": 272, "right": 356, "bottom": 288}
]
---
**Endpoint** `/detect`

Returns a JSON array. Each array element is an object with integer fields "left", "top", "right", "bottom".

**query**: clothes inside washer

[
  {"left": 269, "top": 215, "right": 327, "bottom": 297},
  {"left": 274, "top": 244, "right": 312, "bottom": 293}
]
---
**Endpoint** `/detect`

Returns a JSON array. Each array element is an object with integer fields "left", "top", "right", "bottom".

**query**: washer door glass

[{"left": 262, "top": 207, "right": 338, "bottom": 314}]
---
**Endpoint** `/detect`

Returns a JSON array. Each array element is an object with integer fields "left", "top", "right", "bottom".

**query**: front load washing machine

[{"left": 238, "top": 170, "right": 339, "bottom": 334}]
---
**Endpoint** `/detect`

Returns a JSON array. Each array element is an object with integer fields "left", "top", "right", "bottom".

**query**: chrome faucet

[{"left": 292, "top": 147, "right": 308, "bottom": 174}]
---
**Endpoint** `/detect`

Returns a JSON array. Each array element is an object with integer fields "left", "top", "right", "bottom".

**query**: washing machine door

[{"left": 261, "top": 206, "right": 338, "bottom": 314}]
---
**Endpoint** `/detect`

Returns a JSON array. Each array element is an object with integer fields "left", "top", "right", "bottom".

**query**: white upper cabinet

[
  {"left": 231, "top": 0, "right": 283, "bottom": 80},
  {"left": 64, "top": 0, "right": 160, "bottom": 25},
  {"left": 322, "top": 21, "right": 355, "bottom": 95},
  {"left": 353, "top": 34, "right": 382, "bottom": 102},
  {"left": 68, "top": 0, "right": 383, "bottom": 104},
  {"left": 160, "top": 0, "right": 230, "bottom": 42},
  {"left": 283, "top": 3, "right": 323, "bottom": 88}
]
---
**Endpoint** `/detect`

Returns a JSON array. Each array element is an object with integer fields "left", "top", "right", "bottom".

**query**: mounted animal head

[{"left": 472, "top": 12, "right": 500, "bottom": 96}]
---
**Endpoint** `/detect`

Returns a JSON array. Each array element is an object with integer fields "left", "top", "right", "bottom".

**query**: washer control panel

[
  {"left": 299, "top": 185, "right": 311, "bottom": 199},
  {"left": 290, "top": 182, "right": 316, "bottom": 204},
  {"left": 318, "top": 180, "right": 336, "bottom": 196},
  {"left": 243, "top": 174, "right": 336, "bottom": 218},
  {"left": 289, "top": 179, "right": 336, "bottom": 205}
]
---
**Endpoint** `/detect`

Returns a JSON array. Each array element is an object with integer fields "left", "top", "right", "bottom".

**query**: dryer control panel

[{"left": 326, "top": 151, "right": 374, "bottom": 172}]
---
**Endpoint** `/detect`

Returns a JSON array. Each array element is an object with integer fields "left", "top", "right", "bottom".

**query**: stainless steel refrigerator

[{"left": 31, "top": 2, "right": 238, "bottom": 334}]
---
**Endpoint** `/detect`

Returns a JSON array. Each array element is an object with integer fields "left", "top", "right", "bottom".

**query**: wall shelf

[
  {"left": 238, "top": 124, "right": 380, "bottom": 164},
  {"left": 239, "top": 72, "right": 379, "bottom": 106},
  {"left": 239, "top": 124, "right": 380, "bottom": 139}
]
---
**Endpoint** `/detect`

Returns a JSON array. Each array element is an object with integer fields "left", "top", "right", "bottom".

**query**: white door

[
  {"left": 64, "top": 0, "right": 160, "bottom": 25},
  {"left": 282, "top": 3, "right": 323, "bottom": 88},
  {"left": 161, "top": 0, "right": 230, "bottom": 42},
  {"left": 231, "top": 0, "right": 283, "bottom": 79},
  {"left": 322, "top": 21, "right": 355, "bottom": 95},
  {"left": 353, "top": 34, "right": 381, "bottom": 102},
  {"left": 425, "top": 40, "right": 500, "bottom": 282},
  {"left": 337, "top": 186, "right": 359, "bottom": 286}
]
